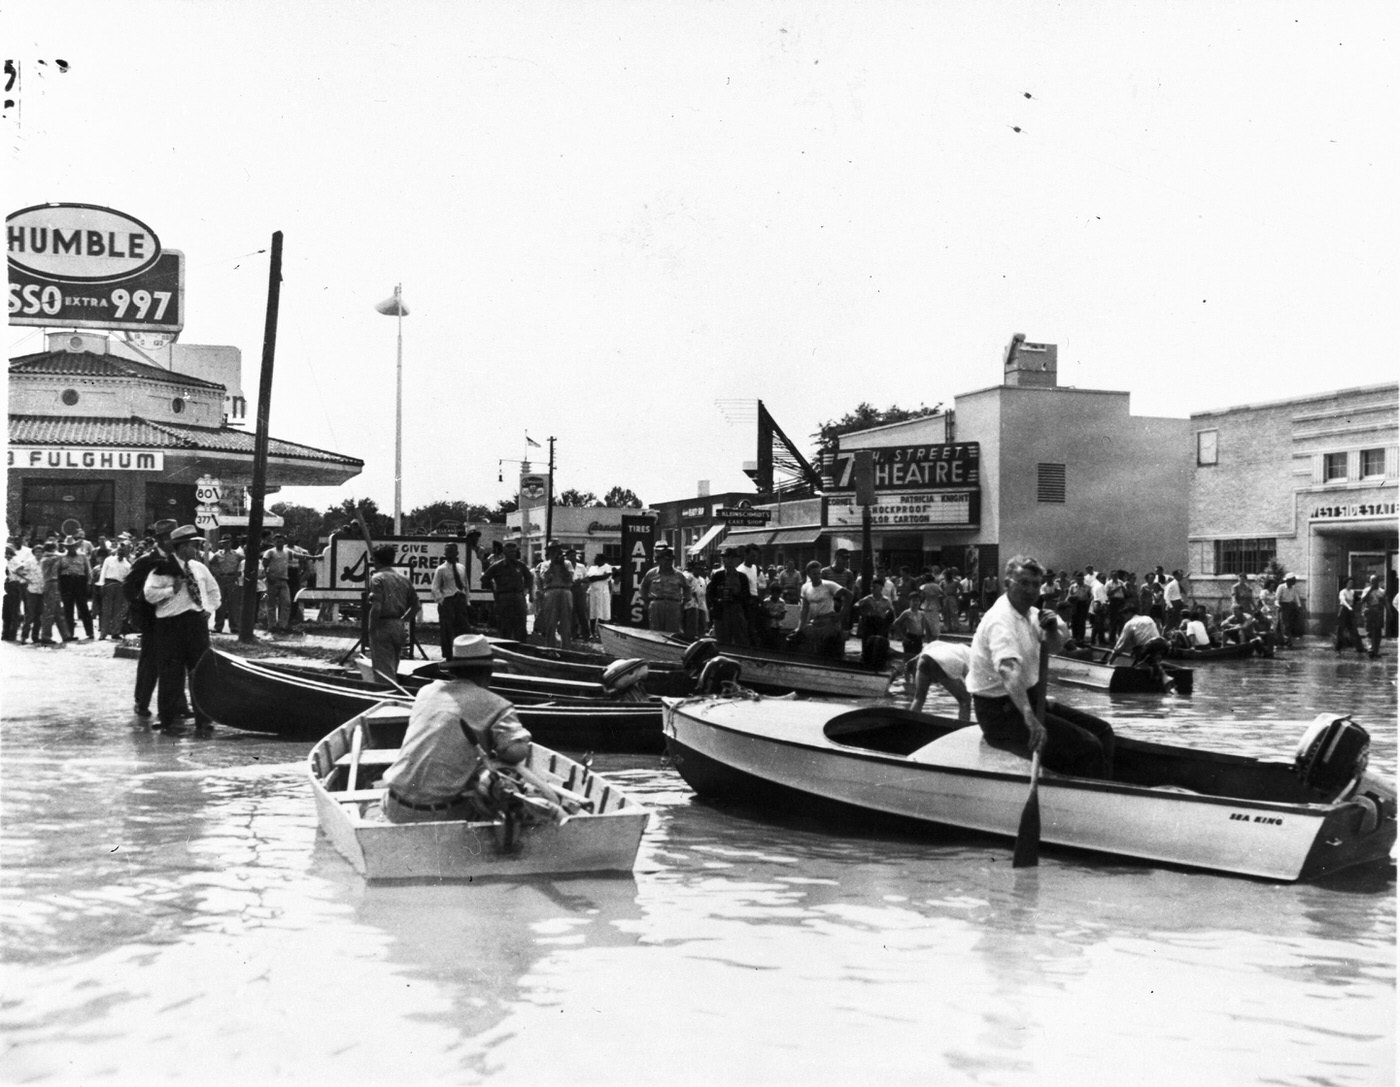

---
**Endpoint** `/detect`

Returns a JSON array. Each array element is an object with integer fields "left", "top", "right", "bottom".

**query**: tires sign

[{"left": 7, "top": 204, "right": 185, "bottom": 332}]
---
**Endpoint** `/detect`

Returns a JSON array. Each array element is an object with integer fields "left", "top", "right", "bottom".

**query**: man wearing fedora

[
  {"left": 57, "top": 535, "right": 96, "bottom": 641},
  {"left": 126, "top": 519, "right": 179, "bottom": 716},
  {"left": 380, "top": 634, "right": 533, "bottom": 824},
  {"left": 143, "top": 525, "right": 221, "bottom": 733},
  {"left": 480, "top": 540, "right": 533, "bottom": 642},
  {"left": 640, "top": 543, "right": 689, "bottom": 635}
]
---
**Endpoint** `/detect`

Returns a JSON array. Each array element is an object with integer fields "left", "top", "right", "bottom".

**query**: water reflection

[{"left": 1, "top": 641, "right": 1393, "bottom": 1086}]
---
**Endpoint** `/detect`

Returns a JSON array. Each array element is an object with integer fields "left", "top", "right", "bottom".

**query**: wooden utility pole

[{"left": 239, "top": 231, "right": 282, "bottom": 643}]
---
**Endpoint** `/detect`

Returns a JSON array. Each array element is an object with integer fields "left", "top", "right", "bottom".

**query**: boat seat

[
  {"left": 907, "top": 725, "right": 1042, "bottom": 776},
  {"left": 335, "top": 749, "right": 397, "bottom": 768},
  {"left": 335, "top": 788, "right": 386, "bottom": 803}
]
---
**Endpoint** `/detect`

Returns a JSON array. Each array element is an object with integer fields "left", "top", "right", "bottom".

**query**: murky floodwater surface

[{"left": 1, "top": 641, "right": 1394, "bottom": 1086}]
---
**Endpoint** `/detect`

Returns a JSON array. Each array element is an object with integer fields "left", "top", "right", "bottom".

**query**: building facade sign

[
  {"left": 318, "top": 531, "right": 507, "bottom": 603},
  {"left": 828, "top": 443, "right": 980, "bottom": 491},
  {"left": 619, "top": 515, "right": 656, "bottom": 626},
  {"left": 830, "top": 490, "right": 979, "bottom": 528},
  {"left": 8, "top": 446, "right": 164, "bottom": 471},
  {"left": 1309, "top": 500, "right": 1397, "bottom": 522}
]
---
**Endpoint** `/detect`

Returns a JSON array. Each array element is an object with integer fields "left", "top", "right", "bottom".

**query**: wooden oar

[{"left": 1013, "top": 629, "right": 1051, "bottom": 868}]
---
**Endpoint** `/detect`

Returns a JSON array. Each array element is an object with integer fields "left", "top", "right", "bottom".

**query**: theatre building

[
  {"left": 1188, "top": 383, "right": 1398, "bottom": 633},
  {"left": 824, "top": 343, "right": 1191, "bottom": 580},
  {"left": 7, "top": 331, "right": 363, "bottom": 541}
]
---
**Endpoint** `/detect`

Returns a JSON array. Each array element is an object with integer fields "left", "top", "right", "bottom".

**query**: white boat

[
  {"left": 309, "top": 703, "right": 651, "bottom": 881},
  {"left": 598, "top": 622, "right": 892, "bottom": 699},
  {"left": 662, "top": 696, "right": 1396, "bottom": 882}
]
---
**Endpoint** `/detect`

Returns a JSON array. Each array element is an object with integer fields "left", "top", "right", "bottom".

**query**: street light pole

[{"left": 374, "top": 284, "right": 410, "bottom": 536}]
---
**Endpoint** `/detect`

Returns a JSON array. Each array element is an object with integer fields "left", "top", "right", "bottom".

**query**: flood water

[{"left": 1, "top": 638, "right": 1394, "bottom": 1086}]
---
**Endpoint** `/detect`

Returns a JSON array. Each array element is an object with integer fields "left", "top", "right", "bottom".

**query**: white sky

[{"left": 8, "top": 1, "right": 1397, "bottom": 517}]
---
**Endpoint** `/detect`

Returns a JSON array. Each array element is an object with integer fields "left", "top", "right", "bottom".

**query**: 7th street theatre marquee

[{"left": 828, "top": 443, "right": 981, "bottom": 527}]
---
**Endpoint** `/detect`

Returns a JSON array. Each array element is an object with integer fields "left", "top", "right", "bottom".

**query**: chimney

[
  {"left": 1004, "top": 336, "right": 1058, "bottom": 388},
  {"left": 697, "top": 480, "right": 711, "bottom": 497}
]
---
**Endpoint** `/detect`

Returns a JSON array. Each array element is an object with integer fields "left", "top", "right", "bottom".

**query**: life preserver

[{"left": 602, "top": 657, "right": 649, "bottom": 693}]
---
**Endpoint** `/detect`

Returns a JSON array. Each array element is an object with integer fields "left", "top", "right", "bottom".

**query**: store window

[
  {"left": 1213, "top": 537, "right": 1276, "bottom": 576},
  {"left": 20, "top": 479, "right": 115, "bottom": 540},
  {"left": 1323, "top": 452, "right": 1348, "bottom": 482},
  {"left": 144, "top": 482, "right": 198, "bottom": 531},
  {"left": 1036, "top": 463, "right": 1066, "bottom": 503},
  {"left": 1360, "top": 448, "right": 1385, "bottom": 478}
]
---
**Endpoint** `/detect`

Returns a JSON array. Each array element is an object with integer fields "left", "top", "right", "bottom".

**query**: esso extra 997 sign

[{"left": 7, "top": 203, "right": 186, "bottom": 333}]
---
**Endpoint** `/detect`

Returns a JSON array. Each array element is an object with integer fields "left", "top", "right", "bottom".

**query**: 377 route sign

[{"left": 8, "top": 250, "right": 185, "bottom": 332}]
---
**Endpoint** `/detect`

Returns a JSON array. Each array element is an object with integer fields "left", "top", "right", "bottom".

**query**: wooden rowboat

[
  {"left": 598, "top": 622, "right": 892, "bottom": 699},
  {"left": 663, "top": 697, "right": 1396, "bottom": 881},
  {"left": 191, "top": 648, "right": 666, "bottom": 752},
  {"left": 937, "top": 633, "right": 1194, "bottom": 695},
  {"left": 1164, "top": 640, "right": 1262, "bottom": 661},
  {"left": 310, "top": 703, "right": 650, "bottom": 881},
  {"left": 487, "top": 639, "right": 696, "bottom": 695}
]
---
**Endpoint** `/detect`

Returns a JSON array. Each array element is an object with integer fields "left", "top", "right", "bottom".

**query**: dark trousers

[
  {"left": 2, "top": 582, "right": 22, "bottom": 639},
  {"left": 135, "top": 630, "right": 159, "bottom": 711},
  {"left": 1335, "top": 609, "right": 1361, "bottom": 651},
  {"left": 21, "top": 590, "right": 43, "bottom": 641},
  {"left": 438, "top": 593, "right": 470, "bottom": 658},
  {"left": 1364, "top": 610, "right": 1384, "bottom": 657},
  {"left": 368, "top": 618, "right": 405, "bottom": 686},
  {"left": 973, "top": 690, "right": 1115, "bottom": 778},
  {"left": 1089, "top": 606, "right": 1107, "bottom": 646},
  {"left": 1070, "top": 601, "right": 1089, "bottom": 642},
  {"left": 60, "top": 574, "right": 95, "bottom": 638},
  {"left": 152, "top": 611, "right": 209, "bottom": 725},
  {"left": 711, "top": 603, "right": 751, "bottom": 647},
  {"left": 493, "top": 593, "right": 528, "bottom": 643},
  {"left": 213, "top": 577, "right": 241, "bottom": 633}
]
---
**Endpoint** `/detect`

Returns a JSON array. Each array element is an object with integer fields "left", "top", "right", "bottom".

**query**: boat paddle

[{"left": 1012, "top": 626, "right": 1051, "bottom": 868}]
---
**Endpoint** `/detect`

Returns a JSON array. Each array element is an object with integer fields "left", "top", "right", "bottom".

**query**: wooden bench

[{"left": 335, "top": 749, "right": 397, "bottom": 768}]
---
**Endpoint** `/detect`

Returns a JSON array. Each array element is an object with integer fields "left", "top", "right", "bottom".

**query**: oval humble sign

[{"left": 6, "top": 203, "right": 162, "bottom": 282}]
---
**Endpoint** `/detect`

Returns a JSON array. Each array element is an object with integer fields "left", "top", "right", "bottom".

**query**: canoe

[
  {"left": 663, "top": 697, "right": 1397, "bottom": 881},
  {"left": 488, "top": 639, "right": 696, "bottom": 696},
  {"left": 191, "top": 648, "right": 666, "bottom": 752},
  {"left": 1165, "top": 640, "right": 1261, "bottom": 661},
  {"left": 598, "top": 622, "right": 893, "bottom": 699},
  {"left": 309, "top": 703, "right": 650, "bottom": 881},
  {"left": 937, "top": 633, "right": 1193, "bottom": 695}
]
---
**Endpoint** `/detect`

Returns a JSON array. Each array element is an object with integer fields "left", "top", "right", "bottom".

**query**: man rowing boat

[{"left": 968, "top": 554, "right": 1114, "bottom": 778}]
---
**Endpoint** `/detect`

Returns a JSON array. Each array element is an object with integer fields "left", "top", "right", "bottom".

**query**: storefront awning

[
  {"left": 767, "top": 526, "right": 824, "bottom": 547},
  {"left": 722, "top": 528, "right": 773, "bottom": 549},
  {"left": 687, "top": 523, "right": 727, "bottom": 555}
]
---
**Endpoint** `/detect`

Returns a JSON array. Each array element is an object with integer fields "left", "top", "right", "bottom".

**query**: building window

[
  {"left": 1196, "top": 429, "right": 1218, "bottom": 466},
  {"left": 61, "top": 388, "right": 80, "bottom": 406},
  {"left": 1360, "top": 448, "right": 1385, "bottom": 478},
  {"left": 1323, "top": 452, "right": 1348, "bottom": 481},
  {"left": 1036, "top": 463, "right": 1066, "bottom": 503},
  {"left": 20, "top": 479, "right": 115, "bottom": 540},
  {"left": 1214, "top": 537, "right": 1276, "bottom": 576},
  {"left": 171, "top": 397, "right": 186, "bottom": 414}
]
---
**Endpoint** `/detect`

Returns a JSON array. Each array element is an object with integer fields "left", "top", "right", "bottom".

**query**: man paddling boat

[{"left": 968, "top": 554, "right": 1114, "bottom": 778}]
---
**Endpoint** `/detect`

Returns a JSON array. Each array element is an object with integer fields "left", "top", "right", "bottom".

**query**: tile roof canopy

[
  {"left": 9, "top": 414, "right": 363, "bottom": 468},
  {"left": 9, "top": 349, "right": 227, "bottom": 390}
]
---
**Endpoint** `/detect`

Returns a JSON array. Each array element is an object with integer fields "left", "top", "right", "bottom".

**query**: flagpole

[{"left": 393, "top": 283, "right": 403, "bottom": 537}]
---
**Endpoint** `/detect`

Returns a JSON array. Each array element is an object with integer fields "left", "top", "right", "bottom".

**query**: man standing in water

[
  {"left": 968, "top": 554, "right": 1114, "bottom": 778},
  {"left": 367, "top": 544, "right": 419, "bottom": 686}
]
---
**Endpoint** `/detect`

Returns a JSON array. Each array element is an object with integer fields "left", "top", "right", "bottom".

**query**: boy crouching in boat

[
  {"left": 379, "top": 634, "right": 536, "bottom": 824},
  {"left": 908, "top": 640, "right": 972, "bottom": 721},
  {"left": 1106, "top": 598, "right": 1175, "bottom": 693}
]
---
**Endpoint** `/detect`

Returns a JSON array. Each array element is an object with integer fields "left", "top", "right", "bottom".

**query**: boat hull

[
  {"left": 309, "top": 709, "right": 650, "bottom": 881},
  {"left": 191, "top": 649, "right": 665, "bottom": 752},
  {"left": 662, "top": 697, "right": 1395, "bottom": 881},
  {"left": 599, "top": 623, "right": 891, "bottom": 699}
]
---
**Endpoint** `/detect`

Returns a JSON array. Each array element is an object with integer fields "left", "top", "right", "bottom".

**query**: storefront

[
  {"left": 1188, "top": 383, "right": 1398, "bottom": 633},
  {"left": 8, "top": 332, "right": 363, "bottom": 542}
]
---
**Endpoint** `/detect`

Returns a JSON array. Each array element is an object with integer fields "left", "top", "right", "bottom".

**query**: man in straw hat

[
  {"left": 379, "top": 634, "right": 534, "bottom": 824},
  {"left": 143, "top": 524, "right": 221, "bottom": 733}
]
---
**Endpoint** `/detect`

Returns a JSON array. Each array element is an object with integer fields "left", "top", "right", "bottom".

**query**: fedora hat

[
  {"left": 150, "top": 518, "right": 179, "bottom": 538},
  {"left": 434, "top": 633, "right": 495, "bottom": 676},
  {"left": 62, "top": 535, "right": 78, "bottom": 546},
  {"left": 169, "top": 525, "right": 205, "bottom": 545}
]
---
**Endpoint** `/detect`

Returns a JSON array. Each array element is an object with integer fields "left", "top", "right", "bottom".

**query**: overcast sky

[{"left": 8, "top": 1, "right": 1396, "bottom": 517}]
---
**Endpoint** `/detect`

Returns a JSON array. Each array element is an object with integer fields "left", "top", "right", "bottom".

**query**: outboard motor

[
  {"left": 681, "top": 638, "right": 720, "bottom": 672},
  {"left": 601, "top": 658, "right": 650, "bottom": 702},
  {"left": 696, "top": 655, "right": 744, "bottom": 695},
  {"left": 1295, "top": 714, "right": 1370, "bottom": 801}
]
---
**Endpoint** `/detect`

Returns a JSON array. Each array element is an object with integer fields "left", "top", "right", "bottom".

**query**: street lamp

[{"left": 374, "top": 284, "right": 409, "bottom": 535}]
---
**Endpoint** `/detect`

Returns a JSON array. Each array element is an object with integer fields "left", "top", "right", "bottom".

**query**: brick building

[{"left": 1188, "top": 383, "right": 1398, "bottom": 633}]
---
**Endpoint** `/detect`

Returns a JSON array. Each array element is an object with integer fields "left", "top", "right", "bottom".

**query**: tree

[
  {"left": 557, "top": 488, "right": 599, "bottom": 508},
  {"left": 268, "top": 502, "right": 324, "bottom": 546},
  {"left": 406, "top": 499, "right": 496, "bottom": 534},
  {"left": 323, "top": 497, "right": 392, "bottom": 539},
  {"left": 601, "top": 486, "right": 643, "bottom": 508},
  {"left": 493, "top": 497, "right": 519, "bottom": 518},
  {"left": 812, "top": 402, "right": 944, "bottom": 460}
]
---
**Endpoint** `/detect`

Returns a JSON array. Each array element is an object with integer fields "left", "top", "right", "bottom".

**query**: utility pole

[
  {"left": 544, "top": 436, "right": 556, "bottom": 545},
  {"left": 240, "top": 231, "right": 282, "bottom": 643}
]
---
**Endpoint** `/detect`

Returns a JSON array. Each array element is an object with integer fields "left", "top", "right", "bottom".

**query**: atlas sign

[{"left": 7, "top": 203, "right": 185, "bottom": 333}]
